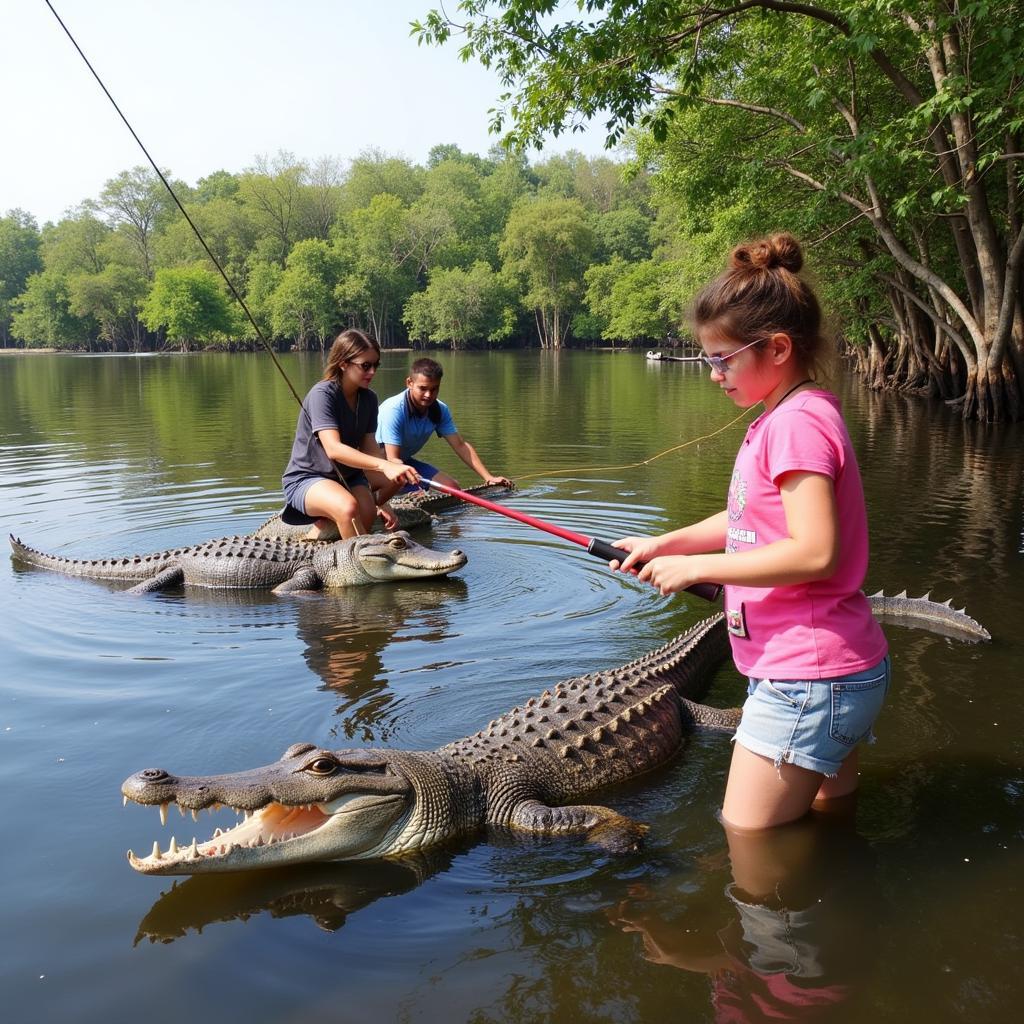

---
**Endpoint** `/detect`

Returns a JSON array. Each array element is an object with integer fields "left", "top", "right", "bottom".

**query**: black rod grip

[{"left": 586, "top": 538, "right": 723, "bottom": 603}]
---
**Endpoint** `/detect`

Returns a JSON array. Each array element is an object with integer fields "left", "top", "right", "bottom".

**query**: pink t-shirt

[{"left": 723, "top": 389, "right": 887, "bottom": 679}]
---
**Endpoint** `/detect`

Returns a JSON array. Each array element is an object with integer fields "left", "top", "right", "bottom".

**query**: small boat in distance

[{"left": 645, "top": 350, "right": 702, "bottom": 363}]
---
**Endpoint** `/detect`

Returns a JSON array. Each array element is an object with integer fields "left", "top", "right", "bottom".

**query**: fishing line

[
  {"left": 513, "top": 405, "right": 755, "bottom": 482},
  {"left": 43, "top": 0, "right": 303, "bottom": 407}
]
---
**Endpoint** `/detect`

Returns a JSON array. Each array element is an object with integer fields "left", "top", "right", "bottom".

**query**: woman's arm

[
  {"left": 317, "top": 429, "right": 418, "bottom": 486},
  {"left": 637, "top": 472, "right": 838, "bottom": 596}
]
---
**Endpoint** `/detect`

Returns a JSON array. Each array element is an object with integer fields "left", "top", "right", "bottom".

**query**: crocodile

[
  {"left": 253, "top": 482, "right": 514, "bottom": 540},
  {"left": 8, "top": 531, "right": 467, "bottom": 594},
  {"left": 866, "top": 590, "right": 990, "bottom": 642},
  {"left": 121, "top": 592, "right": 989, "bottom": 875}
]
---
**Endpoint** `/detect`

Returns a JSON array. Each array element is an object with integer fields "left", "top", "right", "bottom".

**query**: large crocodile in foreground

[
  {"left": 121, "top": 594, "right": 989, "bottom": 875},
  {"left": 9, "top": 531, "right": 467, "bottom": 594}
]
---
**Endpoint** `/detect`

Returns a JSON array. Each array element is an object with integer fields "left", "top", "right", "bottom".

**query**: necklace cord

[{"left": 43, "top": 0, "right": 303, "bottom": 407}]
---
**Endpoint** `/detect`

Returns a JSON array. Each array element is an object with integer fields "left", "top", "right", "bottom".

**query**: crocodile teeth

[
  {"left": 189, "top": 839, "right": 198, "bottom": 858},
  {"left": 151, "top": 841, "right": 162, "bottom": 861},
  {"left": 159, "top": 803, "right": 168, "bottom": 827},
  {"left": 168, "top": 836, "right": 178, "bottom": 854},
  {"left": 192, "top": 809, "right": 199, "bottom": 822},
  {"left": 123, "top": 796, "right": 127, "bottom": 808}
]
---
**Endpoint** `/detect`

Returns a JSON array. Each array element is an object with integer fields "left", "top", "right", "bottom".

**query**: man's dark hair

[{"left": 410, "top": 357, "right": 444, "bottom": 381}]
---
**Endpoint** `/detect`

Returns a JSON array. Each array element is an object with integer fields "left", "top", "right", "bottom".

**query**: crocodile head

[
  {"left": 122, "top": 743, "right": 424, "bottom": 874},
  {"left": 313, "top": 531, "right": 467, "bottom": 586}
]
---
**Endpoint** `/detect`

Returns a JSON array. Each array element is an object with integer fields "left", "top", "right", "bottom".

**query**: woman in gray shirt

[{"left": 282, "top": 329, "right": 418, "bottom": 538}]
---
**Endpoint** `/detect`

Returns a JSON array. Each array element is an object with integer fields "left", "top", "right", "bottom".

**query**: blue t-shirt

[{"left": 376, "top": 390, "right": 457, "bottom": 460}]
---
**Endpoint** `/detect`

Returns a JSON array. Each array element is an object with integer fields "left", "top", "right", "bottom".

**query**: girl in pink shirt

[{"left": 612, "top": 233, "right": 888, "bottom": 830}]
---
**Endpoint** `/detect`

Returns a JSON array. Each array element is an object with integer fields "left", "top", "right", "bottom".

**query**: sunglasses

[
  {"left": 347, "top": 360, "right": 380, "bottom": 372},
  {"left": 700, "top": 338, "right": 761, "bottom": 374}
]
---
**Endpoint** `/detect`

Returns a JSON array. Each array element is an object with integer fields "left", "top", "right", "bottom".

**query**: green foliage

[
  {"left": 13, "top": 143, "right": 662, "bottom": 351},
  {"left": 268, "top": 239, "right": 345, "bottom": 349},
  {"left": 415, "top": 0, "right": 1024, "bottom": 417},
  {"left": 140, "top": 266, "right": 241, "bottom": 349},
  {"left": 500, "top": 196, "right": 595, "bottom": 346},
  {"left": 403, "top": 261, "right": 516, "bottom": 347},
  {"left": 11, "top": 270, "right": 93, "bottom": 347},
  {"left": 67, "top": 264, "right": 147, "bottom": 349},
  {"left": 0, "top": 210, "right": 42, "bottom": 343}
]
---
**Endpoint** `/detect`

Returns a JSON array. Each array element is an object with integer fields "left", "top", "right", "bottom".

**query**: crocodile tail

[
  {"left": 9, "top": 534, "right": 171, "bottom": 581},
  {"left": 867, "top": 590, "right": 991, "bottom": 642}
]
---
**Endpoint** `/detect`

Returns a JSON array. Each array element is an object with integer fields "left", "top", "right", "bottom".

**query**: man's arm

[{"left": 443, "top": 433, "right": 512, "bottom": 487}]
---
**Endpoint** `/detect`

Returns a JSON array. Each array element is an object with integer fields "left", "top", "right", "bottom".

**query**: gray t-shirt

[{"left": 282, "top": 380, "right": 379, "bottom": 490}]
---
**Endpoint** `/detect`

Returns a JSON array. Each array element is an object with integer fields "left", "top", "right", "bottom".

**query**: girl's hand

[
  {"left": 609, "top": 536, "right": 663, "bottom": 575},
  {"left": 637, "top": 556, "right": 703, "bottom": 597},
  {"left": 380, "top": 461, "right": 419, "bottom": 487}
]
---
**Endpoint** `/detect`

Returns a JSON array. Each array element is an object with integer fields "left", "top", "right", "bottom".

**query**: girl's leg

[
  {"left": 813, "top": 748, "right": 859, "bottom": 804},
  {"left": 721, "top": 742, "right": 826, "bottom": 830},
  {"left": 301, "top": 479, "right": 362, "bottom": 539}
]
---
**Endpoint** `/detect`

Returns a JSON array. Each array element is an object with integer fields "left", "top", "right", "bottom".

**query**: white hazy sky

[{"left": 2, "top": 0, "right": 613, "bottom": 225}]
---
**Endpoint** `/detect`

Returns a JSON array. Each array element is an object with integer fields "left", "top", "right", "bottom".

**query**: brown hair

[
  {"left": 409, "top": 357, "right": 443, "bottom": 381},
  {"left": 691, "top": 233, "right": 831, "bottom": 380},
  {"left": 322, "top": 329, "right": 380, "bottom": 384}
]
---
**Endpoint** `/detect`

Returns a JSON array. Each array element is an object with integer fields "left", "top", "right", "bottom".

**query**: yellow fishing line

[{"left": 513, "top": 406, "right": 755, "bottom": 483}]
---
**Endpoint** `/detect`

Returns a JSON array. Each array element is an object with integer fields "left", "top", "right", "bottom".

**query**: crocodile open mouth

[{"left": 125, "top": 794, "right": 393, "bottom": 873}]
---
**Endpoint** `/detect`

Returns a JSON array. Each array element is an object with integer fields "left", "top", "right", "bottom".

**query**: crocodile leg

[
  {"left": 508, "top": 799, "right": 648, "bottom": 852},
  {"left": 272, "top": 567, "right": 323, "bottom": 594},
  {"left": 126, "top": 566, "right": 185, "bottom": 594}
]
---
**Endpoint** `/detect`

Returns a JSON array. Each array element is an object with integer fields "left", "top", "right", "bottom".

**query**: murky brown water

[{"left": 2, "top": 350, "right": 1021, "bottom": 1022}]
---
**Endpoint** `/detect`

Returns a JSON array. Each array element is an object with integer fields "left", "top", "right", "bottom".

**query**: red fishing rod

[{"left": 421, "top": 479, "right": 722, "bottom": 602}]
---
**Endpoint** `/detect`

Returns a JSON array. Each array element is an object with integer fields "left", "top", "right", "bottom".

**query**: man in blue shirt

[{"left": 376, "top": 358, "right": 512, "bottom": 492}]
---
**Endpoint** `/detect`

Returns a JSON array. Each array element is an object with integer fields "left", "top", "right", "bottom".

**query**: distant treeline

[{"left": 0, "top": 147, "right": 697, "bottom": 355}]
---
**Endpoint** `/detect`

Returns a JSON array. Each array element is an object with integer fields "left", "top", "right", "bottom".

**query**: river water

[{"left": 1, "top": 350, "right": 1021, "bottom": 1023}]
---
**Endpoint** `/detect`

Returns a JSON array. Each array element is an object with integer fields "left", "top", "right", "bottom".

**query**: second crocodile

[{"left": 9, "top": 531, "right": 467, "bottom": 594}]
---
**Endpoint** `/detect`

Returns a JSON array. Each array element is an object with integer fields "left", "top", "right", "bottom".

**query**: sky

[{"left": 1, "top": 0, "right": 614, "bottom": 225}]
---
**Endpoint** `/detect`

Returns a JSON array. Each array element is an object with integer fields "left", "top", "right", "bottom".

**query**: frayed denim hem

[{"left": 732, "top": 731, "right": 842, "bottom": 779}]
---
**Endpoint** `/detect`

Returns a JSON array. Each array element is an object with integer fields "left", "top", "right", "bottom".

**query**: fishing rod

[
  {"left": 420, "top": 479, "right": 722, "bottom": 602},
  {"left": 43, "top": 0, "right": 303, "bottom": 407}
]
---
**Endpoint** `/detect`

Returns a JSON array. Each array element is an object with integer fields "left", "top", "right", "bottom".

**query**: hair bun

[{"left": 730, "top": 232, "right": 803, "bottom": 274}]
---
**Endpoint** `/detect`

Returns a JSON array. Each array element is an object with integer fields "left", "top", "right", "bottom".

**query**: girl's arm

[
  {"left": 612, "top": 510, "right": 729, "bottom": 573},
  {"left": 638, "top": 472, "right": 838, "bottom": 596}
]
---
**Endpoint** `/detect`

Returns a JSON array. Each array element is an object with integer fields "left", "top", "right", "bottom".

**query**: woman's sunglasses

[{"left": 347, "top": 360, "right": 380, "bottom": 372}]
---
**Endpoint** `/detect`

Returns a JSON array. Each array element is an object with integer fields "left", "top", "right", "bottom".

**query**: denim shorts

[
  {"left": 733, "top": 655, "right": 891, "bottom": 777},
  {"left": 284, "top": 472, "right": 370, "bottom": 515}
]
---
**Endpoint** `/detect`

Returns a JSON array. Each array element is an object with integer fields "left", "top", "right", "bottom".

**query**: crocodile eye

[
  {"left": 389, "top": 537, "right": 407, "bottom": 550},
  {"left": 304, "top": 756, "right": 340, "bottom": 775}
]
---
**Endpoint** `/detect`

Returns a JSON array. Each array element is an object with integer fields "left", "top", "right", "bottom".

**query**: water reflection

[
  {"left": 135, "top": 847, "right": 457, "bottom": 944},
  {"left": 183, "top": 578, "right": 470, "bottom": 743},
  {"left": 608, "top": 806, "right": 878, "bottom": 1022},
  {"left": 298, "top": 579, "right": 469, "bottom": 743}
]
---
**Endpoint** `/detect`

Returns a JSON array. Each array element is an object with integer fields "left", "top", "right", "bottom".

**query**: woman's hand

[
  {"left": 379, "top": 461, "right": 419, "bottom": 487},
  {"left": 637, "top": 556, "right": 705, "bottom": 597}
]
